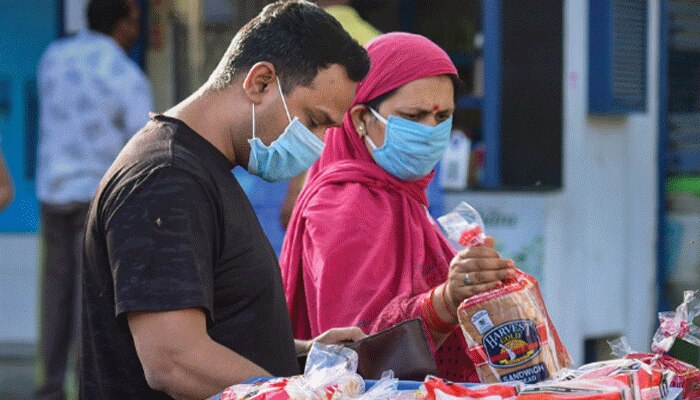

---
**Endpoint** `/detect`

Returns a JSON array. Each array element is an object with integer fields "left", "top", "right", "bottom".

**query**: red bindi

[{"left": 432, "top": 105, "right": 440, "bottom": 111}]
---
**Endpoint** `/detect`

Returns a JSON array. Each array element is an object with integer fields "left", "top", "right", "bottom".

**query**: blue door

[{"left": 0, "top": 1, "right": 62, "bottom": 232}]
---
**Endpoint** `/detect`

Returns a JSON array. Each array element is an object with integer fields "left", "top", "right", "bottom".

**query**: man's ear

[
  {"left": 349, "top": 105, "right": 370, "bottom": 137},
  {"left": 242, "top": 62, "right": 276, "bottom": 104}
]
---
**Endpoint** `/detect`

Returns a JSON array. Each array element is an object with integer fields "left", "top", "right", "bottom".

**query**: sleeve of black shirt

[{"left": 105, "top": 166, "right": 217, "bottom": 322}]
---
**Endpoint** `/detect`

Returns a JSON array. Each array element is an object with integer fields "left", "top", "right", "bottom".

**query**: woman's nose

[{"left": 422, "top": 115, "right": 439, "bottom": 127}]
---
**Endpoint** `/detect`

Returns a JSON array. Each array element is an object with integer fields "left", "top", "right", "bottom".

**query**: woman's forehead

[{"left": 388, "top": 77, "right": 455, "bottom": 109}]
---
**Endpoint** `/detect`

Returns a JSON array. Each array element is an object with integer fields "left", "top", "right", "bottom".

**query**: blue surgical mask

[
  {"left": 365, "top": 107, "right": 452, "bottom": 181},
  {"left": 247, "top": 77, "right": 324, "bottom": 182}
]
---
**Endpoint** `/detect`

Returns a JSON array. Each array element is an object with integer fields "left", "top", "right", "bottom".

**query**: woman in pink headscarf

[{"left": 280, "top": 32, "right": 515, "bottom": 381}]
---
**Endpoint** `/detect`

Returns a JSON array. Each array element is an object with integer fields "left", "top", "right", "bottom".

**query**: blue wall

[{"left": 0, "top": 1, "right": 62, "bottom": 232}]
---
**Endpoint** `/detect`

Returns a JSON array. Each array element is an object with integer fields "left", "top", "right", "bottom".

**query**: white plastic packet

[{"left": 437, "top": 201, "right": 487, "bottom": 249}]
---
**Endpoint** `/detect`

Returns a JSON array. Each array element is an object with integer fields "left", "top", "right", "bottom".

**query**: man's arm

[
  {"left": 0, "top": 151, "right": 14, "bottom": 211},
  {"left": 128, "top": 308, "right": 270, "bottom": 400}
]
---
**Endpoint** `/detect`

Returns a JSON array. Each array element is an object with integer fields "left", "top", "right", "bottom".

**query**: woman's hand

[
  {"left": 294, "top": 327, "right": 366, "bottom": 356},
  {"left": 443, "top": 236, "right": 516, "bottom": 315}
]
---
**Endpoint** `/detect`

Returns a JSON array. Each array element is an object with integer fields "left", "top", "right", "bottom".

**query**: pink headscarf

[
  {"left": 280, "top": 32, "right": 475, "bottom": 380},
  {"left": 307, "top": 32, "right": 458, "bottom": 185}
]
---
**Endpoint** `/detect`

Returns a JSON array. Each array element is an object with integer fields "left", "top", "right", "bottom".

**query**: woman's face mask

[{"left": 364, "top": 107, "right": 453, "bottom": 181}]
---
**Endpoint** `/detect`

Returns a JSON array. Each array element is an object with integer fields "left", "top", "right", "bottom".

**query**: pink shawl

[{"left": 280, "top": 32, "right": 477, "bottom": 381}]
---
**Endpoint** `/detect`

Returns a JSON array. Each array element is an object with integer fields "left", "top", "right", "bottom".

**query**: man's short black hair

[
  {"left": 87, "top": 0, "right": 131, "bottom": 35},
  {"left": 208, "top": 0, "right": 370, "bottom": 92}
]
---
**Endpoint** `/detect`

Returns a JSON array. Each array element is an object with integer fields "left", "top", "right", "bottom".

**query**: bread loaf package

[
  {"left": 515, "top": 379, "right": 631, "bottom": 400},
  {"left": 222, "top": 344, "right": 365, "bottom": 400},
  {"left": 439, "top": 202, "right": 571, "bottom": 384},
  {"left": 421, "top": 377, "right": 520, "bottom": 400},
  {"left": 626, "top": 353, "right": 697, "bottom": 400},
  {"left": 457, "top": 269, "right": 571, "bottom": 384},
  {"left": 609, "top": 291, "right": 700, "bottom": 400},
  {"left": 559, "top": 359, "right": 662, "bottom": 400}
]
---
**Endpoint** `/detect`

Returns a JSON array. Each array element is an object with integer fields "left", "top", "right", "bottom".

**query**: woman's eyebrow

[{"left": 398, "top": 106, "right": 453, "bottom": 113}]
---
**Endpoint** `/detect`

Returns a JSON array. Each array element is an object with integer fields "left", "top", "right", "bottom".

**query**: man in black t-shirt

[{"left": 80, "top": 1, "right": 370, "bottom": 398}]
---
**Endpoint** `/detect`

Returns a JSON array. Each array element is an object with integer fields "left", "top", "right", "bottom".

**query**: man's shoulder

[
  {"left": 42, "top": 32, "right": 102, "bottom": 58},
  {"left": 39, "top": 36, "right": 74, "bottom": 66},
  {"left": 107, "top": 121, "right": 210, "bottom": 191},
  {"left": 96, "top": 149, "right": 208, "bottom": 222},
  {"left": 111, "top": 121, "right": 176, "bottom": 172}
]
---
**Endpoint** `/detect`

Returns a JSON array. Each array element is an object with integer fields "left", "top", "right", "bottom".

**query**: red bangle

[
  {"left": 424, "top": 290, "right": 455, "bottom": 334},
  {"left": 422, "top": 287, "right": 456, "bottom": 334},
  {"left": 441, "top": 284, "right": 458, "bottom": 319},
  {"left": 422, "top": 296, "right": 445, "bottom": 334}
]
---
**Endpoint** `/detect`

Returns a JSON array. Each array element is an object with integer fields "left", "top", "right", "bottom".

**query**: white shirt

[{"left": 36, "top": 31, "right": 153, "bottom": 205}]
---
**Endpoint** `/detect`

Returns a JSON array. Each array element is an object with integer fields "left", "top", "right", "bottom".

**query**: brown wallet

[{"left": 345, "top": 318, "right": 438, "bottom": 380}]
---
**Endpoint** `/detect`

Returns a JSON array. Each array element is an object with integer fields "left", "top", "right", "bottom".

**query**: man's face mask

[
  {"left": 364, "top": 107, "right": 452, "bottom": 181},
  {"left": 247, "top": 76, "right": 325, "bottom": 182}
]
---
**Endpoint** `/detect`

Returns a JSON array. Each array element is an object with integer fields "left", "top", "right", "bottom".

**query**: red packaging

[
  {"left": 221, "top": 378, "right": 293, "bottom": 400},
  {"left": 422, "top": 377, "right": 519, "bottom": 400},
  {"left": 562, "top": 359, "right": 660, "bottom": 400},
  {"left": 221, "top": 376, "right": 365, "bottom": 400},
  {"left": 515, "top": 379, "right": 629, "bottom": 400},
  {"left": 608, "top": 291, "right": 700, "bottom": 400},
  {"left": 627, "top": 353, "right": 699, "bottom": 400}
]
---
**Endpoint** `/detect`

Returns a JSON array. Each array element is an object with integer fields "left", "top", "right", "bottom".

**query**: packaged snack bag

[
  {"left": 456, "top": 271, "right": 566, "bottom": 384},
  {"left": 421, "top": 376, "right": 519, "bottom": 400},
  {"left": 559, "top": 359, "right": 654, "bottom": 400},
  {"left": 624, "top": 353, "right": 696, "bottom": 400},
  {"left": 515, "top": 379, "right": 629, "bottom": 400},
  {"left": 439, "top": 203, "right": 571, "bottom": 384},
  {"left": 609, "top": 291, "right": 700, "bottom": 400},
  {"left": 221, "top": 344, "right": 365, "bottom": 400}
]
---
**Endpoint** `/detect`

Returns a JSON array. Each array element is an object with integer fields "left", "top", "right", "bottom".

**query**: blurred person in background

[
  {"left": 0, "top": 134, "right": 14, "bottom": 211},
  {"left": 317, "top": 0, "right": 381, "bottom": 47},
  {"left": 35, "top": 0, "right": 152, "bottom": 398}
]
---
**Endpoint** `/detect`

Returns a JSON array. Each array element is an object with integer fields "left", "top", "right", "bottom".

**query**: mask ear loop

[
  {"left": 364, "top": 134, "right": 378, "bottom": 150},
  {"left": 276, "top": 76, "right": 293, "bottom": 123},
  {"left": 251, "top": 103, "right": 257, "bottom": 139},
  {"left": 369, "top": 107, "right": 388, "bottom": 125},
  {"left": 364, "top": 107, "right": 386, "bottom": 150},
  {"left": 248, "top": 102, "right": 260, "bottom": 175}
]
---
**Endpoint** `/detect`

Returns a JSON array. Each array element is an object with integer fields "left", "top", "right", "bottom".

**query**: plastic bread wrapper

[
  {"left": 456, "top": 269, "right": 571, "bottom": 385},
  {"left": 222, "top": 344, "right": 372, "bottom": 400},
  {"left": 556, "top": 358, "right": 661, "bottom": 400},
  {"left": 437, "top": 202, "right": 487, "bottom": 249},
  {"left": 650, "top": 291, "right": 700, "bottom": 355},
  {"left": 516, "top": 378, "right": 631, "bottom": 400},
  {"left": 608, "top": 291, "right": 700, "bottom": 400},
  {"left": 420, "top": 376, "right": 520, "bottom": 400},
  {"left": 438, "top": 202, "right": 571, "bottom": 385}
]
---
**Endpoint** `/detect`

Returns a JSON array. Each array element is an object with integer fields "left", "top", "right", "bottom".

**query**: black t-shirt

[{"left": 80, "top": 115, "right": 299, "bottom": 399}]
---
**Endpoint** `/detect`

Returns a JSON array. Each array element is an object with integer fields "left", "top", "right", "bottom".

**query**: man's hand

[
  {"left": 314, "top": 326, "right": 366, "bottom": 345},
  {"left": 295, "top": 326, "right": 366, "bottom": 356}
]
